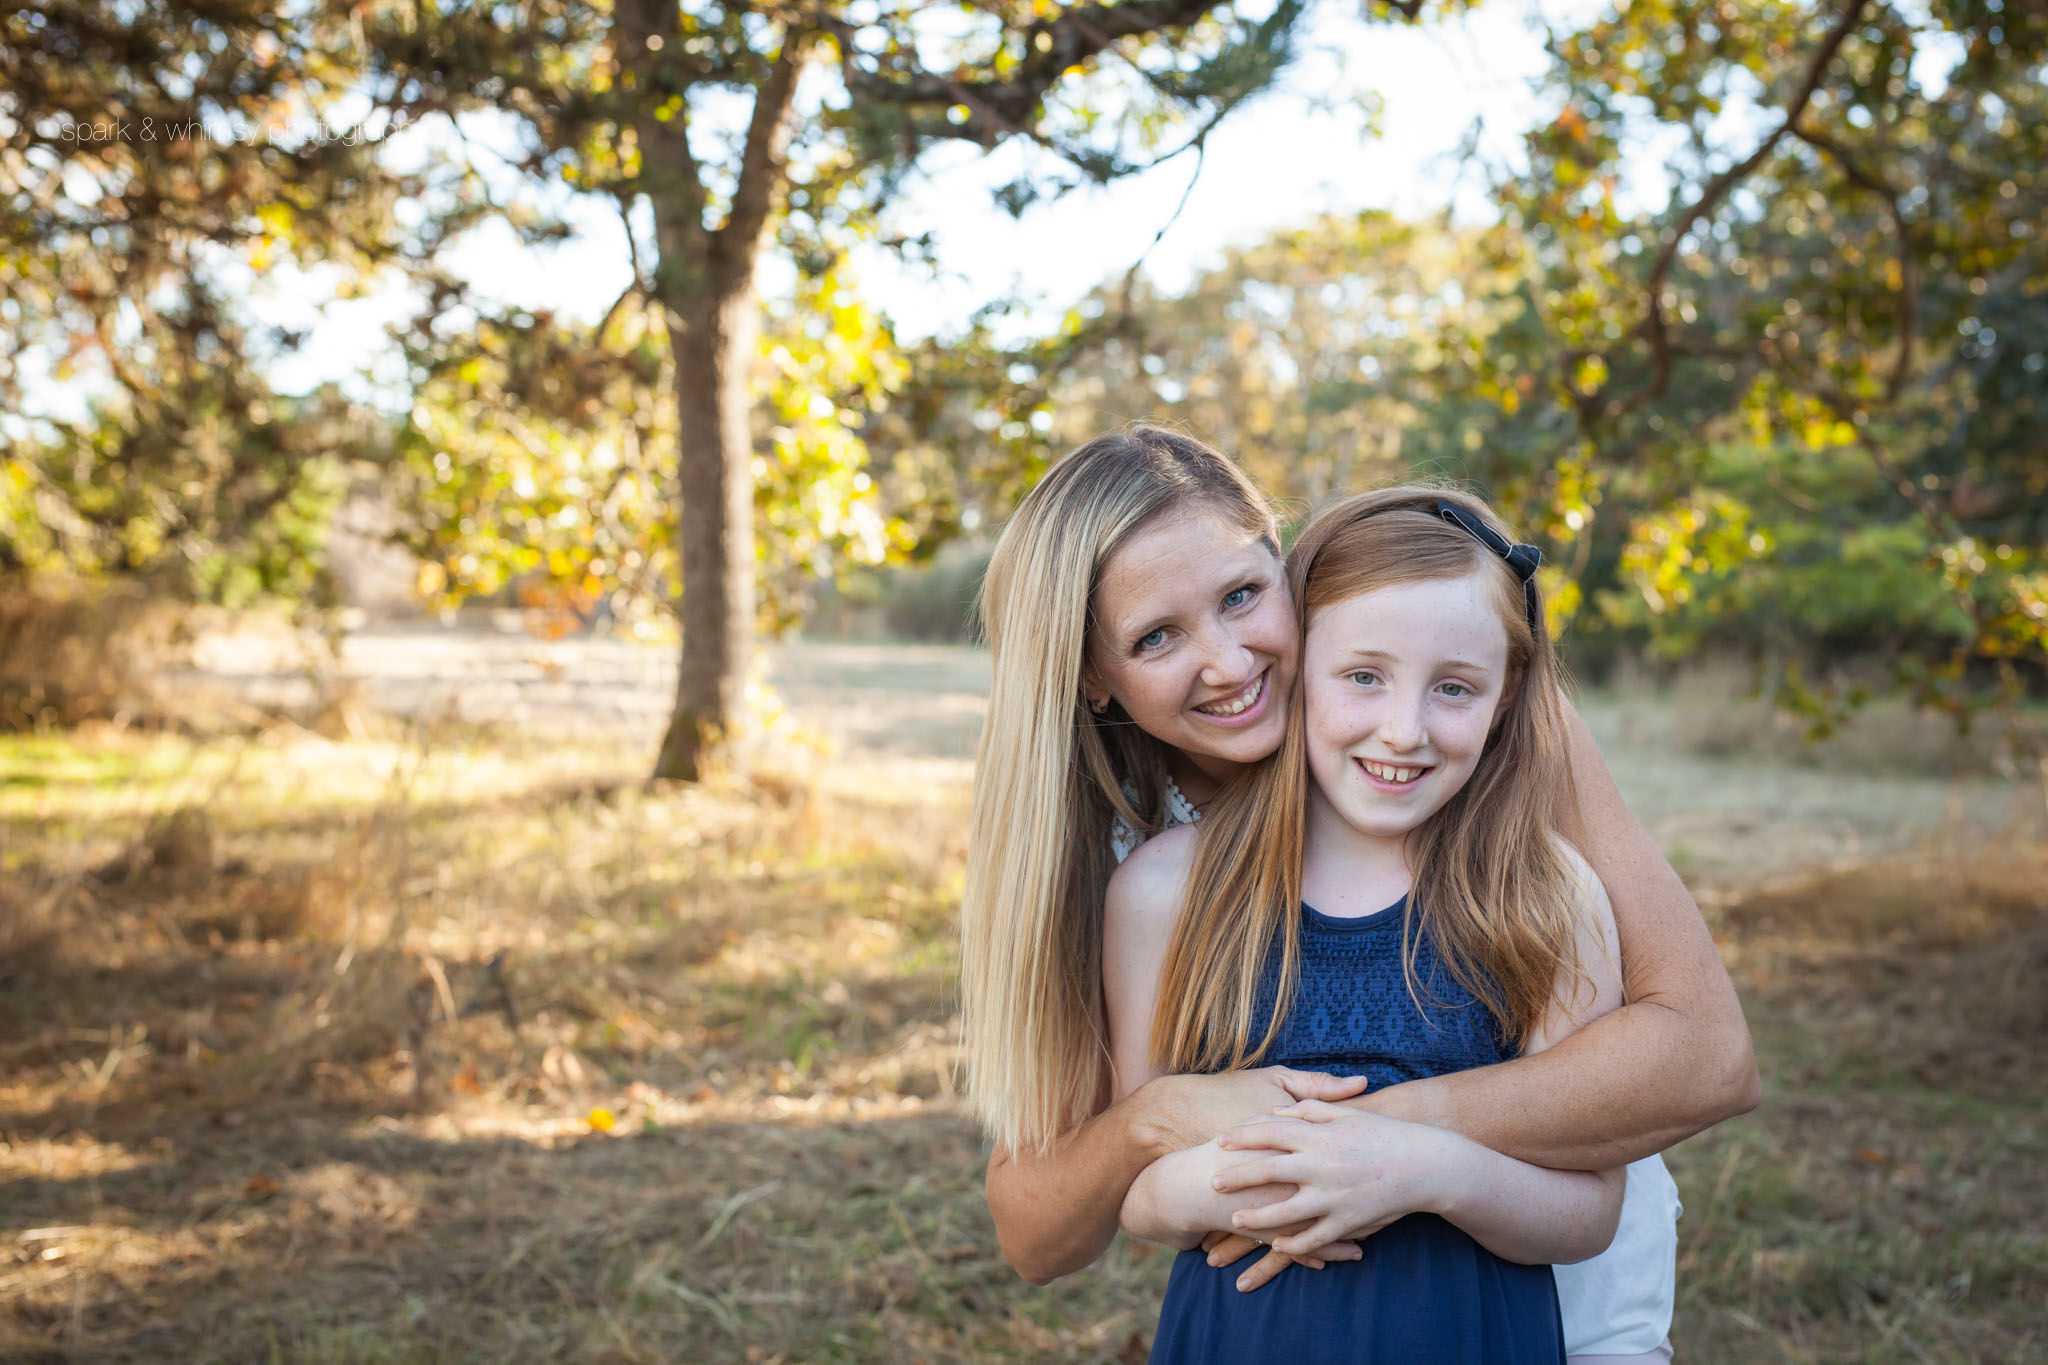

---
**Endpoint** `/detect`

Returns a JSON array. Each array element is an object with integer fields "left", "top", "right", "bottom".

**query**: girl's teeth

[
  {"left": 1364, "top": 761, "right": 1424, "bottom": 784},
  {"left": 1197, "top": 675, "right": 1262, "bottom": 717}
]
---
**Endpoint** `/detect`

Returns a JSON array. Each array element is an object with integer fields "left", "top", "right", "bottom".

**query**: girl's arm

[
  {"left": 1352, "top": 699, "right": 1759, "bottom": 1166},
  {"left": 1120, "top": 1137, "right": 1302, "bottom": 1251},
  {"left": 1101, "top": 830, "right": 1358, "bottom": 1265},
  {"left": 1102, "top": 830, "right": 1258, "bottom": 1255},
  {"left": 1220, "top": 1106, "right": 1624, "bottom": 1264},
  {"left": 1221, "top": 848, "right": 1629, "bottom": 1263},
  {"left": 987, "top": 825, "right": 1368, "bottom": 1283}
]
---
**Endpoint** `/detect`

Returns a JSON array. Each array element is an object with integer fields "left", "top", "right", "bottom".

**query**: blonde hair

[
  {"left": 1151, "top": 485, "right": 1584, "bottom": 1074},
  {"left": 959, "top": 425, "right": 1277, "bottom": 1157}
]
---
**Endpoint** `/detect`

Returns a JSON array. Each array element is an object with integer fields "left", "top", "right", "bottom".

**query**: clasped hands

[{"left": 1200, "top": 1096, "right": 1451, "bottom": 1293}]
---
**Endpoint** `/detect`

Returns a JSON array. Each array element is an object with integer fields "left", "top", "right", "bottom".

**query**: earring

[{"left": 1088, "top": 697, "right": 1108, "bottom": 715}]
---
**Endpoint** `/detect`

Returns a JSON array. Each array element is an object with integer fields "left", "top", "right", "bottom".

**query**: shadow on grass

[{"left": 2, "top": 1105, "right": 1125, "bottom": 1365}]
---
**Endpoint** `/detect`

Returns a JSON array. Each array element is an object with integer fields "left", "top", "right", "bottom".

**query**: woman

[{"left": 959, "top": 426, "right": 1757, "bottom": 1344}]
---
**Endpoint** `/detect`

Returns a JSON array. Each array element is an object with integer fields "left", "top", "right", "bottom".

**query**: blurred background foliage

[
  {"left": 389, "top": 260, "right": 916, "bottom": 636},
  {"left": 2, "top": 0, "right": 2043, "bottom": 744}
]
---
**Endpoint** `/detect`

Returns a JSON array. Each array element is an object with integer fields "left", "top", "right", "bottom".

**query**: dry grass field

[{"left": 3, "top": 640, "right": 2044, "bottom": 1363}]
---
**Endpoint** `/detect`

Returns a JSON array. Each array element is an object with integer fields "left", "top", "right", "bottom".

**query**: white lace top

[{"left": 1109, "top": 774, "right": 1201, "bottom": 863}]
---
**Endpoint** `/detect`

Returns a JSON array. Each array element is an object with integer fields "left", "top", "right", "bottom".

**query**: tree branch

[
  {"left": 1116, "top": 123, "right": 1214, "bottom": 312},
  {"left": 1788, "top": 122, "right": 1918, "bottom": 401},
  {"left": 1637, "top": 0, "right": 1869, "bottom": 401},
  {"left": 594, "top": 276, "right": 642, "bottom": 345},
  {"left": 614, "top": 0, "right": 710, "bottom": 264},
  {"left": 614, "top": 192, "right": 652, "bottom": 296},
  {"left": 838, "top": 0, "right": 1227, "bottom": 135},
  {"left": 718, "top": 39, "right": 810, "bottom": 288},
  {"left": 1756, "top": 331, "right": 1952, "bottom": 544}
]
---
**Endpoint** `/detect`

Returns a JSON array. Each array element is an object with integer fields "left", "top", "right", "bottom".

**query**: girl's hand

[
  {"left": 1147, "top": 1068, "right": 1370, "bottom": 1152},
  {"left": 1199, "top": 1229, "right": 1362, "bottom": 1291},
  {"left": 1212, "top": 1100, "right": 1457, "bottom": 1256}
]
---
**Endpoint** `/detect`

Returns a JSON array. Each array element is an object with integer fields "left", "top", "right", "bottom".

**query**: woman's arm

[
  {"left": 986, "top": 1077, "right": 1178, "bottom": 1284},
  {"left": 1353, "top": 700, "right": 1759, "bottom": 1167},
  {"left": 1121, "top": 1138, "right": 1366, "bottom": 1279},
  {"left": 987, "top": 1066, "right": 1366, "bottom": 1283},
  {"left": 991, "top": 829, "right": 1199, "bottom": 1281}
]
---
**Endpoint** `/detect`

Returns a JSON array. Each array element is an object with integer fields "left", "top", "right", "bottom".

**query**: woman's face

[
  {"left": 1084, "top": 507, "right": 1296, "bottom": 778},
  {"left": 1301, "top": 570, "right": 1512, "bottom": 843}
]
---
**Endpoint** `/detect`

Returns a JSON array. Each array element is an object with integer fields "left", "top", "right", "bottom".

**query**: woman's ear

[{"left": 1080, "top": 659, "right": 1111, "bottom": 716}]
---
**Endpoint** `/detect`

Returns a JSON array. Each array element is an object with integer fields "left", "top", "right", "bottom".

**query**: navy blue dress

[{"left": 1147, "top": 897, "right": 1565, "bottom": 1365}]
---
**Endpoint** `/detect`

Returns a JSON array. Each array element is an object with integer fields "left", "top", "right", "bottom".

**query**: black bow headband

[{"left": 1431, "top": 500, "right": 1544, "bottom": 634}]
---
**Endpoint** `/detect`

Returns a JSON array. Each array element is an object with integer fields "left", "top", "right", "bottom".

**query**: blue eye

[
  {"left": 1223, "top": 584, "right": 1256, "bottom": 609},
  {"left": 1439, "top": 682, "right": 1471, "bottom": 699},
  {"left": 1348, "top": 670, "right": 1382, "bottom": 687},
  {"left": 1136, "top": 627, "right": 1168, "bottom": 652}
]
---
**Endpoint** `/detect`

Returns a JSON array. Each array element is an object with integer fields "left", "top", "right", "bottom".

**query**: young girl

[
  {"left": 1103, "top": 488, "right": 1635, "bottom": 1362},
  {"left": 963, "top": 428, "right": 1751, "bottom": 1349}
]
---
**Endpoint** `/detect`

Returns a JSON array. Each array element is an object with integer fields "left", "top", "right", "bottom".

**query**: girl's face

[
  {"left": 1302, "top": 570, "right": 1513, "bottom": 843},
  {"left": 1084, "top": 508, "right": 1296, "bottom": 779}
]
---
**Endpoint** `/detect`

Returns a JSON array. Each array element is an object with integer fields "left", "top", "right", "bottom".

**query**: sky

[{"left": 849, "top": 0, "right": 1612, "bottom": 335}]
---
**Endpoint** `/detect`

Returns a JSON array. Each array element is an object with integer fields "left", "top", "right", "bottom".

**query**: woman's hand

[
  {"left": 1200, "top": 1228, "right": 1362, "bottom": 1291},
  {"left": 1212, "top": 1100, "right": 1458, "bottom": 1256},
  {"left": 1143, "top": 1068, "right": 1371, "bottom": 1154}
]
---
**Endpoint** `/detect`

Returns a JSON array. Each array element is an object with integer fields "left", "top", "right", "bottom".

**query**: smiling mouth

[
  {"left": 1193, "top": 672, "right": 1265, "bottom": 718},
  {"left": 1358, "top": 758, "right": 1431, "bottom": 785}
]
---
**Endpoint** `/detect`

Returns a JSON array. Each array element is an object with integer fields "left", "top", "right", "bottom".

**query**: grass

[
  {"left": 2, "top": 697, "right": 2045, "bottom": 1363},
  {"left": 1672, "top": 850, "right": 2048, "bottom": 1364}
]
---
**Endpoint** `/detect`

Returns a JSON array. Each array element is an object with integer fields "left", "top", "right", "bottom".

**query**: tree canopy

[
  {"left": 925, "top": 0, "right": 2047, "bottom": 728},
  {"left": 3, "top": 0, "right": 2043, "bottom": 743}
]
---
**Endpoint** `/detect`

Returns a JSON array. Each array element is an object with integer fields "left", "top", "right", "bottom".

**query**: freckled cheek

[
  {"left": 1169, "top": 661, "right": 1217, "bottom": 718},
  {"left": 1305, "top": 687, "right": 1375, "bottom": 750},
  {"left": 1431, "top": 713, "right": 1493, "bottom": 763},
  {"left": 1109, "top": 661, "right": 1177, "bottom": 728},
  {"left": 1144, "top": 672, "right": 1194, "bottom": 724},
  {"left": 1249, "top": 601, "right": 1298, "bottom": 675}
]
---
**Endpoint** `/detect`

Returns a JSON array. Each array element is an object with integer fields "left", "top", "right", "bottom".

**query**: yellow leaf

[{"left": 588, "top": 1107, "right": 616, "bottom": 1133}]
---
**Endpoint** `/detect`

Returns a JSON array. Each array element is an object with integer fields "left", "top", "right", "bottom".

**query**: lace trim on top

[
  {"left": 1111, "top": 773, "right": 1203, "bottom": 864},
  {"left": 1163, "top": 774, "right": 1200, "bottom": 828}
]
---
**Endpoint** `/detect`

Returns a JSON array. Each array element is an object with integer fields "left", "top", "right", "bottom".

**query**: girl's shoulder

[
  {"left": 1520, "top": 833, "right": 1626, "bottom": 1055},
  {"left": 1105, "top": 822, "right": 1199, "bottom": 932},
  {"left": 1547, "top": 833, "right": 1608, "bottom": 913}
]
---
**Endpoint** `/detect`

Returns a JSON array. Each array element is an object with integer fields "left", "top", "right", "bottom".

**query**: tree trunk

[
  {"left": 654, "top": 286, "right": 760, "bottom": 780},
  {"left": 624, "top": 30, "right": 804, "bottom": 781}
]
